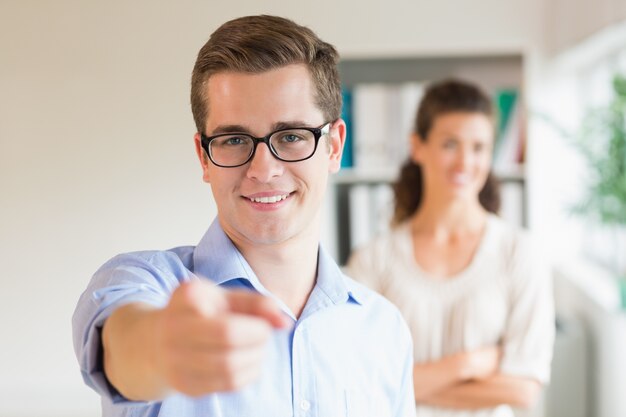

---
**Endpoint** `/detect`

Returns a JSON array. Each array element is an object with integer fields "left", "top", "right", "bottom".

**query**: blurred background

[{"left": 2, "top": 1, "right": 626, "bottom": 416}]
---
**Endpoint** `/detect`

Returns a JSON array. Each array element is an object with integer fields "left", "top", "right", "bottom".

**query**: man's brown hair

[{"left": 191, "top": 15, "right": 342, "bottom": 133}]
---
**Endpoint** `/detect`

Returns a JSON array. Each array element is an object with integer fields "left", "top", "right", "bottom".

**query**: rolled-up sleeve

[{"left": 72, "top": 251, "right": 193, "bottom": 402}]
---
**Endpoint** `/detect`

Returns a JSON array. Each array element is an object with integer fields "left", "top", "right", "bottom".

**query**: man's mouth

[{"left": 247, "top": 193, "right": 291, "bottom": 204}]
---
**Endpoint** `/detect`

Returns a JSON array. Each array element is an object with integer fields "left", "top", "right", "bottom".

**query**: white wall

[
  {"left": 526, "top": 14, "right": 626, "bottom": 417},
  {"left": 554, "top": 262, "right": 626, "bottom": 417},
  {"left": 1, "top": 1, "right": 544, "bottom": 416},
  {"left": 526, "top": 16, "right": 626, "bottom": 263}
]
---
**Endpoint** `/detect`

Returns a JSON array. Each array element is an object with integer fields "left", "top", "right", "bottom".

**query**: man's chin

[{"left": 242, "top": 224, "right": 293, "bottom": 246}]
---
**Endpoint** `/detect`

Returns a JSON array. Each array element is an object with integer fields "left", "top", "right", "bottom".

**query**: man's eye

[
  {"left": 279, "top": 133, "right": 304, "bottom": 143},
  {"left": 218, "top": 136, "right": 248, "bottom": 146},
  {"left": 229, "top": 137, "right": 245, "bottom": 145}
]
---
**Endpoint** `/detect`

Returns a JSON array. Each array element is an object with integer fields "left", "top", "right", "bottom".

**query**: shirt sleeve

[
  {"left": 395, "top": 317, "right": 418, "bottom": 417},
  {"left": 71, "top": 250, "right": 194, "bottom": 403},
  {"left": 499, "top": 233, "right": 555, "bottom": 384}
]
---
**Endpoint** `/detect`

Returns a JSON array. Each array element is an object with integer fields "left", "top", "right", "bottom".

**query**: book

[
  {"left": 353, "top": 83, "right": 393, "bottom": 169},
  {"left": 340, "top": 88, "right": 354, "bottom": 168},
  {"left": 494, "top": 89, "right": 518, "bottom": 155},
  {"left": 493, "top": 88, "right": 524, "bottom": 173},
  {"left": 348, "top": 184, "right": 372, "bottom": 250},
  {"left": 352, "top": 82, "right": 425, "bottom": 170},
  {"left": 388, "top": 82, "right": 425, "bottom": 167},
  {"left": 499, "top": 181, "right": 524, "bottom": 227},
  {"left": 370, "top": 183, "right": 394, "bottom": 236}
]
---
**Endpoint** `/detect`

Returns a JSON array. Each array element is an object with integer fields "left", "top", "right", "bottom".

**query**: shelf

[
  {"left": 333, "top": 165, "right": 525, "bottom": 185},
  {"left": 332, "top": 167, "right": 399, "bottom": 185},
  {"left": 495, "top": 164, "right": 525, "bottom": 182},
  {"left": 339, "top": 54, "right": 523, "bottom": 92},
  {"left": 321, "top": 53, "right": 529, "bottom": 264}
]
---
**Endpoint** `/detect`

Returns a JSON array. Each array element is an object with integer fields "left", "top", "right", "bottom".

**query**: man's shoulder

[
  {"left": 341, "top": 272, "right": 406, "bottom": 322},
  {"left": 99, "top": 245, "right": 197, "bottom": 276},
  {"left": 340, "top": 272, "right": 414, "bottom": 353},
  {"left": 83, "top": 246, "right": 199, "bottom": 310}
]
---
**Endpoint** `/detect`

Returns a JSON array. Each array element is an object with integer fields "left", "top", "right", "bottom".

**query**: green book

[
  {"left": 341, "top": 88, "right": 354, "bottom": 168},
  {"left": 494, "top": 89, "right": 518, "bottom": 156}
]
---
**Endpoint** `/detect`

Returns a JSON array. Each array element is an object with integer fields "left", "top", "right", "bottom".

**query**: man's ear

[
  {"left": 194, "top": 133, "right": 211, "bottom": 183},
  {"left": 410, "top": 133, "right": 424, "bottom": 165},
  {"left": 328, "top": 119, "right": 346, "bottom": 174}
]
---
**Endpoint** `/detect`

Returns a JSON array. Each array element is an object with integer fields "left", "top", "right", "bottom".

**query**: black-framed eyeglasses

[{"left": 200, "top": 122, "right": 332, "bottom": 168}]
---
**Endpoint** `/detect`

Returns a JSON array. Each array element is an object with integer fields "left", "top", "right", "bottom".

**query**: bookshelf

[{"left": 327, "top": 53, "right": 527, "bottom": 265}]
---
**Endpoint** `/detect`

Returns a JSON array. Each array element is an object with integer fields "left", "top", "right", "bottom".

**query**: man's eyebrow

[
  {"left": 210, "top": 125, "right": 249, "bottom": 135},
  {"left": 209, "top": 121, "right": 315, "bottom": 136},
  {"left": 271, "top": 121, "right": 312, "bottom": 131}
]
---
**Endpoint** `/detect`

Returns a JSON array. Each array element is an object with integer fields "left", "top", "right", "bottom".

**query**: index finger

[{"left": 225, "top": 290, "right": 290, "bottom": 329}]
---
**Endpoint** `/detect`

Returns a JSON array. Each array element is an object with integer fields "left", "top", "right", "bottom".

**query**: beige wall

[
  {"left": 546, "top": 0, "right": 626, "bottom": 54},
  {"left": 1, "top": 1, "right": 544, "bottom": 415}
]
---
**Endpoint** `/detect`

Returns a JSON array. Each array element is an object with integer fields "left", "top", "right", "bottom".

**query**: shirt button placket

[
  {"left": 300, "top": 399, "right": 311, "bottom": 412},
  {"left": 292, "top": 324, "right": 314, "bottom": 416}
]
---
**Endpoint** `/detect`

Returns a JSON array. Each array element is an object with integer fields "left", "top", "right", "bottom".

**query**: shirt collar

[
  {"left": 316, "top": 245, "right": 363, "bottom": 306},
  {"left": 192, "top": 220, "right": 266, "bottom": 292},
  {"left": 192, "top": 219, "right": 364, "bottom": 307}
]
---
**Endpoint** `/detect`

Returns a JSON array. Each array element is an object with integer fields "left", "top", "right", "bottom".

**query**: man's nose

[{"left": 246, "top": 142, "right": 284, "bottom": 182}]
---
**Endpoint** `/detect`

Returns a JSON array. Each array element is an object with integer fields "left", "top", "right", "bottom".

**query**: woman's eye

[{"left": 443, "top": 140, "right": 457, "bottom": 149}]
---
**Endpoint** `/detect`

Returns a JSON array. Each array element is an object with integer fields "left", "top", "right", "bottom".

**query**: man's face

[{"left": 194, "top": 64, "right": 345, "bottom": 247}]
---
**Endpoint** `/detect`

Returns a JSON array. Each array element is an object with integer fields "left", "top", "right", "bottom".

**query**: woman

[{"left": 347, "top": 79, "right": 554, "bottom": 417}]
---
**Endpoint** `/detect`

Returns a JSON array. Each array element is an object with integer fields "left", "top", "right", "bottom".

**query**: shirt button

[{"left": 300, "top": 399, "right": 311, "bottom": 411}]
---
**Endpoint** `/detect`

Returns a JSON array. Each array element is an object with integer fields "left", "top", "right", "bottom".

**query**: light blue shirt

[{"left": 73, "top": 219, "right": 416, "bottom": 417}]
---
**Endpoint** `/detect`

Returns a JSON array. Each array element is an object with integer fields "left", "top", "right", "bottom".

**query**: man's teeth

[{"left": 249, "top": 194, "right": 289, "bottom": 203}]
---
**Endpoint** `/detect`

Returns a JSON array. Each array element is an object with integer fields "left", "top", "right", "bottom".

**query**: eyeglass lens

[{"left": 210, "top": 128, "right": 317, "bottom": 166}]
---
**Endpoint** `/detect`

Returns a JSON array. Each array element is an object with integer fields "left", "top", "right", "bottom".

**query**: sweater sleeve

[
  {"left": 344, "top": 237, "right": 389, "bottom": 295},
  {"left": 499, "top": 232, "right": 555, "bottom": 384}
]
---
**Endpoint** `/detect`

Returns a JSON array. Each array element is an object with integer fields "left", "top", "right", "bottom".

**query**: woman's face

[{"left": 411, "top": 111, "right": 494, "bottom": 203}]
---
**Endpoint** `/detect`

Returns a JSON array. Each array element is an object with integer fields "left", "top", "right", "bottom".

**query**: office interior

[{"left": 2, "top": 1, "right": 626, "bottom": 416}]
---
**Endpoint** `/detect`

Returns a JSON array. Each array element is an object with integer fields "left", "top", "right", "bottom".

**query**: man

[{"left": 73, "top": 15, "right": 416, "bottom": 417}]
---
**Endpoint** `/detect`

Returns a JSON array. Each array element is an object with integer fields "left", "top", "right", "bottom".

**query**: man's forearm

[
  {"left": 419, "top": 374, "right": 541, "bottom": 410},
  {"left": 102, "top": 303, "right": 171, "bottom": 401}
]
